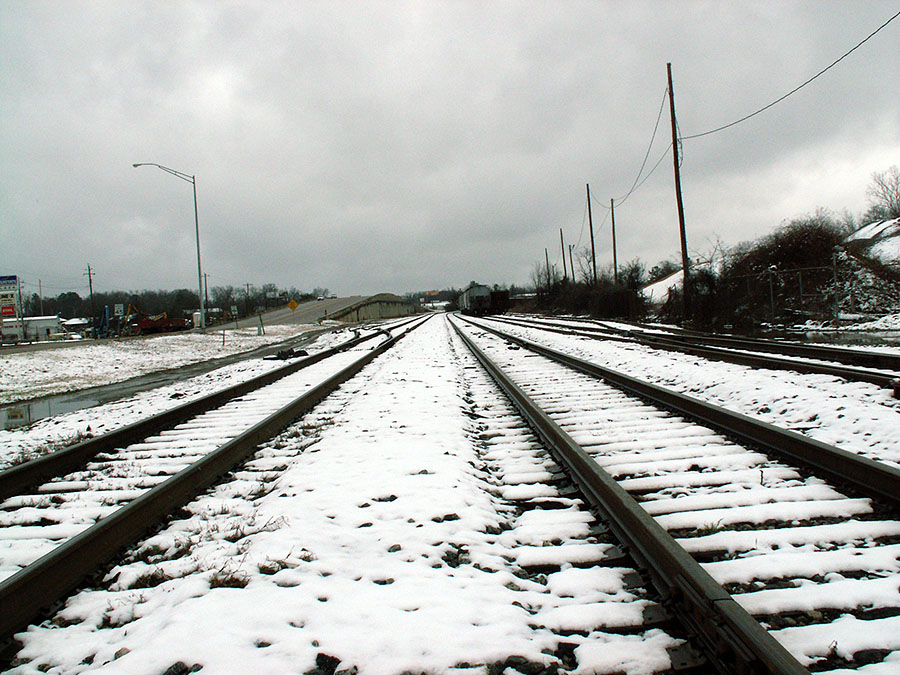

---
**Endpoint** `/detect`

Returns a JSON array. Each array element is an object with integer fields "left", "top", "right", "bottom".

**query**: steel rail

[
  {"left": 0, "top": 317, "right": 428, "bottom": 643},
  {"left": 0, "top": 330, "right": 381, "bottom": 501},
  {"left": 492, "top": 315, "right": 898, "bottom": 389},
  {"left": 460, "top": 316, "right": 900, "bottom": 509},
  {"left": 607, "top": 320, "right": 900, "bottom": 372},
  {"left": 450, "top": 317, "right": 808, "bottom": 675}
]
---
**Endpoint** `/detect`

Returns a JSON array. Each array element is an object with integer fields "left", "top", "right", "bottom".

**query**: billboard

[{"left": 0, "top": 275, "right": 17, "bottom": 317}]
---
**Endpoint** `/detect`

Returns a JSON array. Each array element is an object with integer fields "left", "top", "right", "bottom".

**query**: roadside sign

[
  {"left": 114, "top": 304, "right": 124, "bottom": 317},
  {"left": 0, "top": 283, "right": 16, "bottom": 316},
  {"left": 0, "top": 276, "right": 17, "bottom": 293},
  {"left": 231, "top": 305, "right": 239, "bottom": 315},
  {"left": 288, "top": 300, "right": 298, "bottom": 311}
]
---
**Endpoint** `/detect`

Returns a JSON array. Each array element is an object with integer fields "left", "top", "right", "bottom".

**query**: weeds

[{"left": 697, "top": 520, "right": 725, "bottom": 537}]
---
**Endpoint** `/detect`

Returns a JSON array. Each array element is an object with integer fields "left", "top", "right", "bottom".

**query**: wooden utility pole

[
  {"left": 16, "top": 277, "right": 26, "bottom": 341},
  {"left": 84, "top": 264, "right": 96, "bottom": 337},
  {"left": 667, "top": 62, "right": 691, "bottom": 321},
  {"left": 586, "top": 184, "right": 597, "bottom": 285},
  {"left": 245, "top": 282, "right": 252, "bottom": 316},
  {"left": 544, "top": 248, "right": 551, "bottom": 291},
  {"left": 610, "top": 198, "right": 619, "bottom": 286},
  {"left": 568, "top": 244, "right": 575, "bottom": 282},
  {"left": 38, "top": 279, "right": 44, "bottom": 315},
  {"left": 203, "top": 272, "right": 210, "bottom": 323},
  {"left": 559, "top": 229, "right": 567, "bottom": 282}
]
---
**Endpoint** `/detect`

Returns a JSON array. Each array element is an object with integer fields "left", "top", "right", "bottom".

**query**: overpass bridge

[{"left": 264, "top": 293, "right": 421, "bottom": 326}]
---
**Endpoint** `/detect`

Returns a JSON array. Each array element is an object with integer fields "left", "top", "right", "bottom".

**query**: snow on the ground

[
  {"left": 460, "top": 319, "right": 900, "bottom": 670},
  {"left": 841, "top": 312, "right": 900, "bottom": 331},
  {"left": 7, "top": 315, "right": 680, "bottom": 675},
  {"left": 846, "top": 217, "right": 900, "bottom": 265},
  {"left": 477, "top": 317, "right": 900, "bottom": 468},
  {"left": 0, "top": 327, "right": 359, "bottom": 471},
  {"left": 0, "top": 324, "right": 319, "bottom": 405}
]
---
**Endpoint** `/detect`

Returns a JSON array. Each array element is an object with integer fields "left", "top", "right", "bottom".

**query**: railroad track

[
  {"left": 5, "top": 313, "right": 711, "bottom": 675},
  {"left": 491, "top": 315, "right": 900, "bottom": 391},
  {"left": 452, "top": 314, "right": 900, "bottom": 673},
  {"left": 4, "top": 313, "right": 899, "bottom": 673},
  {"left": 475, "top": 314, "right": 900, "bottom": 470},
  {"left": 615, "top": 320, "right": 900, "bottom": 372},
  {"left": 0, "top": 316, "right": 427, "bottom": 646}
]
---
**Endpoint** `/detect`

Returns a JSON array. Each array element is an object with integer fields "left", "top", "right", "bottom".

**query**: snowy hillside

[{"left": 845, "top": 217, "right": 900, "bottom": 268}]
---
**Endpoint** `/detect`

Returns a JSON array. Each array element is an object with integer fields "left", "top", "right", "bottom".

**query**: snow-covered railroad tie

[
  {"left": 491, "top": 315, "right": 900, "bottom": 391},
  {"left": 0, "top": 317, "right": 427, "bottom": 645},
  {"left": 453, "top": 315, "right": 900, "bottom": 674},
  {"left": 473, "top": 315, "right": 900, "bottom": 469}
]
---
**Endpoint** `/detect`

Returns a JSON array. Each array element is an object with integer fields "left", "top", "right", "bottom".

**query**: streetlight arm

[
  {"left": 132, "top": 161, "right": 205, "bottom": 329},
  {"left": 133, "top": 162, "right": 194, "bottom": 184}
]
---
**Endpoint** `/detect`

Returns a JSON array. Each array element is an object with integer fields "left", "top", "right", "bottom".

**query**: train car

[
  {"left": 458, "top": 285, "right": 492, "bottom": 315},
  {"left": 489, "top": 289, "right": 510, "bottom": 314},
  {"left": 458, "top": 285, "right": 509, "bottom": 316}
]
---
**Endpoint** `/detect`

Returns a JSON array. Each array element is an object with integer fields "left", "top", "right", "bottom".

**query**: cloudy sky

[{"left": 2, "top": 2, "right": 898, "bottom": 298}]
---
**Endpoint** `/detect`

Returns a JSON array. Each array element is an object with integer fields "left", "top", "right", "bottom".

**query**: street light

[{"left": 133, "top": 162, "right": 205, "bottom": 329}]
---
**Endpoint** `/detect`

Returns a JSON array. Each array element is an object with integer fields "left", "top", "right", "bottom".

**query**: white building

[{"left": 2, "top": 316, "right": 65, "bottom": 343}]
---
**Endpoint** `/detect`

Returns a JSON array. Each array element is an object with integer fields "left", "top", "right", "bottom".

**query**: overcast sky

[{"left": 2, "top": 1, "right": 898, "bottom": 298}]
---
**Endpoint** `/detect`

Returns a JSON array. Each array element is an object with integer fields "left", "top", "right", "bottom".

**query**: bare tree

[
  {"left": 864, "top": 165, "right": 900, "bottom": 222},
  {"left": 530, "top": 260, "right": 563, "bottom": 294},
  {"left": 576, "top": 247, "right": 594, "bottom": 284}
]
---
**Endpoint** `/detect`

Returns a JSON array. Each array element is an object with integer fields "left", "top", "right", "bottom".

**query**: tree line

[
  {"left": 529, "top": 165, "right": 900, "bottom": 329},
  {"left": 21, "top": 284, "right": 330, "bottom": 324}
]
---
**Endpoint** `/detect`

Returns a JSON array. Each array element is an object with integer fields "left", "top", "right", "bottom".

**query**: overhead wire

[
  {"left": 554, "top": 9, "right": 899, "bottom": 273},
  {"left": 682, "top": 8, "right": 900, "bottom": 140},
  {"left": 615, "top": 88, "right": 670, "bottom": 205},
  {"left": 574, "top": 197, "right": 588, "bottom": 248},
  {"left": 632, "top": 142, "right": 673, "bottom": 193}
]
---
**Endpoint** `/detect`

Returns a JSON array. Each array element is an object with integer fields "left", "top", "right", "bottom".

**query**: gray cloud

[{"left": 2, "top": 1, "right": 898, "bottom": 297}]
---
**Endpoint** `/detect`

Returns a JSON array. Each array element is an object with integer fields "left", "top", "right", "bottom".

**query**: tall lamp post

[{"left": 133, "top": 163, "right": 205, "bottom": 329}]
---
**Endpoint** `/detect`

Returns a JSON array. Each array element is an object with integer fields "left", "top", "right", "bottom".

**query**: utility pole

[
  {"left": 568, "top": 244, "right": 575, "bottom": 282},
  {"left": 544, "top": 248, "right": 551, "bottom": 292},
  {"left": 38, "top": 279, "right": 44, "bottom": 315},
  {"left": 586, "top": 184, "right": 597, "bottom": 285},
  {"left": 245, "top": 282, "right": 252, "bottom": 316},
  {"left": 16, "top": 277, "right": 26, "bottom": 341},
  {"left": 610, "top": 198, "right": 619, "bottom": 286},
  {"left": 667, "top": 62, "right": 691, "bottom": 321},
  {"left": 559, "top": 229, "right": 567, "bottom": 282},
  {"left": 204, "top": 273, "right": 210, "bottom": 321},
  {"left": 84, "top": 264, "right": 96, "bottom": 337}
]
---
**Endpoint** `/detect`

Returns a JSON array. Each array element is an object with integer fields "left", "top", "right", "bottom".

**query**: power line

[
  {"left": 682, "top": 8, "right": 900, "bottom": 140},
  {"left": 615, "top": 89, "right": 670, "bottom": 205},
  {"left": 631, "top": 142, "right": 673, "bottom": 194},
  {"left": 574, "top": 197, "right": 588, "bottom": 248}
]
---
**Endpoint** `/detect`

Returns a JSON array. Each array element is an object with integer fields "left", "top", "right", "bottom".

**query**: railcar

[{"left": 458, "top": 285, "right": 509, "bottom": 316}]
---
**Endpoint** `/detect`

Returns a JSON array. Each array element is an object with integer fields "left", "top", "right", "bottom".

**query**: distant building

[{"left": 2, "top": 315, "right": 65, "bottom": 343}]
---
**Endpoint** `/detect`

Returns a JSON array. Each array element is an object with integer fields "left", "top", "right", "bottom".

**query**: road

[{"left": 262, "top": 296, "right": 366, "bottom": 325}]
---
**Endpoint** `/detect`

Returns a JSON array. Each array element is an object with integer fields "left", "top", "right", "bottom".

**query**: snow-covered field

[{"left": 0, "top": 324, "right": 322, "bottom": 405}]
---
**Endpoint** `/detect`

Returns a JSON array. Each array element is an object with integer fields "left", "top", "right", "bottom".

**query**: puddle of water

[
  {"left": 0, "top": 329, "right": 334, "bottom": 431},
  {"left": 2, "top": 396, "right": 101, "bottom": 430}
]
